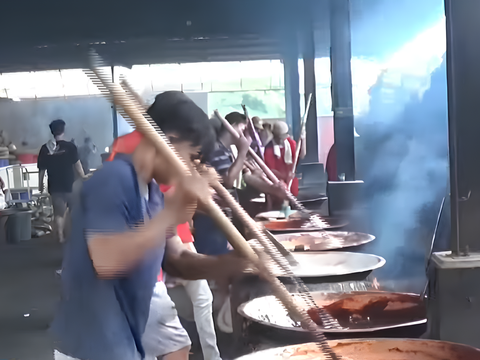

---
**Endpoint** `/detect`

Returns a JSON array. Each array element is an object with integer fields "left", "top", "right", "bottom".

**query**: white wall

[
  {"left": 0, "top": 96, "right": 113, "bottom": 169},
  {"left": 0, "top": 92, "right": 209, "bottom": 170}
]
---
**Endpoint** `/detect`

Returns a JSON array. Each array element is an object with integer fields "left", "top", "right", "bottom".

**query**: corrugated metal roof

[
  {"left": 0, "top": 0, "right": 443, "bottom": 72},
  {"left": 0, "top": 0, "right": 331, "bottom": 72}
]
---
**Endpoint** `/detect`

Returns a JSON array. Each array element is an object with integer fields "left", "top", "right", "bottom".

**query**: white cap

[{"left": 272, "top": 121, "right": 289, "bottom": 136}]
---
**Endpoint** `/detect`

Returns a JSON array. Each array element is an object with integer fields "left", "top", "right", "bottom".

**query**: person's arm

[
  {"left": 70, "top": 144, "right": 88, "bottom": 180},
  {"left": 162, "top": 235, "right": 247, "bottom": 281},
  {"left": 74, "top": 160, "right": 88, "bottom": 179},
  {"left": 88, "top": 211, "right": 176, "bottom": 279},
  {"left": 243, "top": 171, "right": 288, "bottom": 200},
  {"left": 222, "top": 136, "right": 250, "bottom": 188},
  {"left": 86, "top": 171, "right": 197, "bottom": 279},
  {"left": 38, "top": 169, "right": 46, "bottom": 193}
]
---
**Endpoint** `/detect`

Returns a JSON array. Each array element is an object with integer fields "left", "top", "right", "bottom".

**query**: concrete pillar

[
  {"left": 330, "top": 0, "right": 355, "bottom": 180},
  {"left": 283, "top": 56, "right": 301, "bottom": 140},
  {"left": 444, "top": 0, "right": 480, "bottom": 254}
]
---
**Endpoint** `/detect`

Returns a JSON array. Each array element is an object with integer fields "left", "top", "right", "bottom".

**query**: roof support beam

[{"left": 330, "top": 0, "right": 355, "bottom": 180}]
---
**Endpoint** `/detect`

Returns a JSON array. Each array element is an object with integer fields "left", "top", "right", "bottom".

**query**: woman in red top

[{"left": 109, "top": 130, "right": 222, "bottom": 360}]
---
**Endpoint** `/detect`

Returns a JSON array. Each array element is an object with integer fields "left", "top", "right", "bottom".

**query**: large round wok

[
  {"left": 269, "top": 252, "right": 385, "bottom": 279},
  {"left": 235, "top": 339, "right": 480, "bottom": 359},
  {"left": 273, "top": 231, "right": 375, "bottom": 251},
  {"left": 256, "top": 212, "right": 349, "bottom": 231},
  {"left": 262, "top": 218, "right": 349, "bottom": 232},
  {"left": 238, "top": 291, "right": 426, "bottom": 333}
]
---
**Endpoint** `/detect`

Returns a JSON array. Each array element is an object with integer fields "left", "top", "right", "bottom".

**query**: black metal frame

[{"left": 444, "top": 0, "right": 480, "bottom": 254}]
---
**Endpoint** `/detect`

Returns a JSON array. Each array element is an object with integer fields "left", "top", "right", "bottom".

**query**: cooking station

[{"left": 1, "top": 0, "right": 479, "bottom": 359}]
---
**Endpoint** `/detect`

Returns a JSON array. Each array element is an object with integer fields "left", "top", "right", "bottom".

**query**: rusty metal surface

[
  {"left": 261, "top": 218, "right": 349, "bottom": 232},
  {"left": 235, "top": 339, "right": 480, "bottom": 359},
  {"left": 238, "top": 291, "right": 426, "bottom": 333},
  {"left": 273, "top": 231, "right": 375, "bottom": 251}
]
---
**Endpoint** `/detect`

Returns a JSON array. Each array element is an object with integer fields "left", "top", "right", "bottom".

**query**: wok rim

[
  {"left": 274, "top": 231, "right": 376, "bottom": 251},
  {"left": 275, "top": 251, "right": 386, "bottom": 278},
  {"left": 237, "top": 291, "right": 426, "bottom": 333},
  {"left": 234, "top": 338, "right": 480, "bottom": 359}
]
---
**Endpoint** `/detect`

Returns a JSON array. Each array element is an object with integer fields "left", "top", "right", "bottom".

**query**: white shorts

[
  {"left": 54, "top": 282, "right": 190, "bottom": 360},
  {"left": 142, "top": 282, "right": 192, "bottom": 359}
]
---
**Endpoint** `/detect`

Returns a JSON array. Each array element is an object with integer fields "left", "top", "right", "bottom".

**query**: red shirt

[
  {"left": 264, "top": 137, "right": 299, "bottom": 196},
  {"left": 326, "top": 143, "right": 337, "bottom": 182},
  {"left": 107, "top": 131, "right": 143, "bottom": 162},
  {"left": 108, "top": 132, "right": 194, "bottom": 282}
]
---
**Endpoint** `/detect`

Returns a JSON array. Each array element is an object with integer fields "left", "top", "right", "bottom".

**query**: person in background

[
  {"left": 78, "top": 137, "right": 97, "bottom": 175},
  {"left": 325, "top": 128, "right": 360, "bottom": 182},
  {"left": 264, "top": 121, "right": 299, "bottom": 202},
  {"left": 252, "top": 116, "right": 273, "bottom": 146},
  {"left": 38, "top": 120, "right": 88, "bottom": 243}
]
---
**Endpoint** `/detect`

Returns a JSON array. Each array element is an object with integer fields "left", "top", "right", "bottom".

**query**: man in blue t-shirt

[{"left": 50, "top": 92, "right": 245, "bottom": 360}]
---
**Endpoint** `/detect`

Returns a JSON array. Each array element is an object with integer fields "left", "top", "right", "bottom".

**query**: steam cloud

[{"left": 356, "top": 58, "right": 449, "bottom": 285}]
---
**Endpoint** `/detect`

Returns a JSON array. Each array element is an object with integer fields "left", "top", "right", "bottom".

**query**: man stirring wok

[{"left": 50, "top": 92, "right": 248, "bottom": 360}]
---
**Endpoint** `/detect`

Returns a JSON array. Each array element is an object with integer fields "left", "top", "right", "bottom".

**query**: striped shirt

[
  {"left": 208, "top": 141, "right": 234, "bottom": 177},
  {"left": 206, "top": 141, "right": 238, "bottom": 215}
]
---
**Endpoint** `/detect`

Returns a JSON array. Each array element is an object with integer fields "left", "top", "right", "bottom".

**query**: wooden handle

[
  {"left": 289, "top": 93, "right": 312, "bottom": 191},
  {"left": 120, "top": 77, "right": 147, "bottom": 108}
]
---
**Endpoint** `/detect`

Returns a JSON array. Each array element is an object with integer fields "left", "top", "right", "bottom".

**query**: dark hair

[
  {"left": 147, "top": 91, "right": 216, "bottom": 161},
  {"left": 213, "top": 111, "right": 247, "bottom": 137},
  {"left": 225, "top": 112, "right": 247, "bottom": 125},
  {"left": 49, "top": 119, "right": 66, "bottom": 137}
]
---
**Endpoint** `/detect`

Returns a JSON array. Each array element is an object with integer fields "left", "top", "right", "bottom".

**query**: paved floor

[
  {"left": 0, "top": 233, "right": 427, "bottom": 360},
  {"left": 0, "top": 235, "right": 62, "bottom": 360},
  {"left": 0, "top": 235, "right": 222, "bottom": 360}
]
